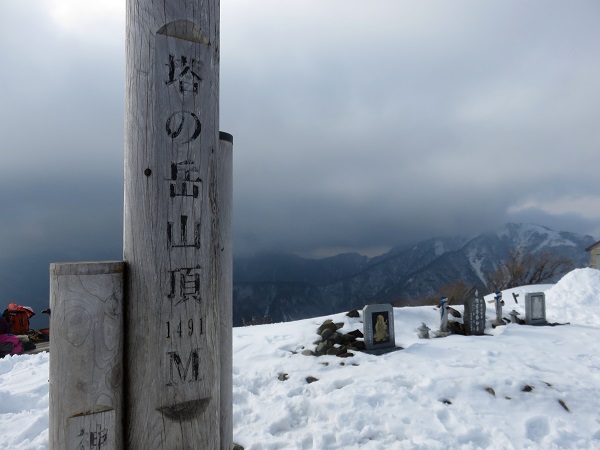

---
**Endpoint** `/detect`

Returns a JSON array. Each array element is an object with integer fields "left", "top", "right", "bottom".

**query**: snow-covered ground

[{"left": 2, "top": 269, "right": 600, "bottom": 449}]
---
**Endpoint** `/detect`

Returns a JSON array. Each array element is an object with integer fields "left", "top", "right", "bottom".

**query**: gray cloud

[
  {"left": 1, "top": 0, "right": 599, "bottom": 274},
  {"left": 221, "top": 0, "right": 600, "bottom": 255}
]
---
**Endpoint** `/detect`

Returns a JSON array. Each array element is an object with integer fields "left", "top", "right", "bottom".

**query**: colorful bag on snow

[
  {"left": 0, "top": 334, "right": 23, "bottom": 357},
  {"left": 3, "top": 303, "right": 35, "bottom": 335}
]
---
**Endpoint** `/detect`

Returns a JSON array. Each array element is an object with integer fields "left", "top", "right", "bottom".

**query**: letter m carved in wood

[{"left": 166, "top": 348, "right": 200, "bottom": 386}]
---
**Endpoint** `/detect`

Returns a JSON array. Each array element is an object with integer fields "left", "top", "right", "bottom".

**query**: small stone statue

[
  {"left": 373, "top": 314, "right": 389, "bottom": 343},
  {"left": 433, "top": 296, "right": 452, "bottom": 337},
  {"left": 494, "top": 291, "right": 504, "bottom": 326},
  {"left": 418, "top": 323, "right": 431, "bottom": 339},
  {"left": 508, "top": 310, "right": 520, "bottom": 324},
  {"left": 440, "top": 296, "right": 449, "bottom": 332}
]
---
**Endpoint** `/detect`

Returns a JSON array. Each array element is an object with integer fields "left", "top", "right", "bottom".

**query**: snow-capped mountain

[{"left": 232, "top": 224, "right": 594, "bottom": 325}]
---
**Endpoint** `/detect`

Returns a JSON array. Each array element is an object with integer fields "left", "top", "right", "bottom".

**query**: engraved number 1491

[{"left": 166, "top": 318, "right": 203, "bottom": 338}]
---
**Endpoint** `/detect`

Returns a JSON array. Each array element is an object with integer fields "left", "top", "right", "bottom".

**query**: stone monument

[
  {"left": 525, "top": 292, "right": 547, "bottom": 325},
  {"left": 464, "top": 294, "right": 486, "bottom": 336},
  {"left": 363, "top": 304, "right": 396, "bottom": 353}
]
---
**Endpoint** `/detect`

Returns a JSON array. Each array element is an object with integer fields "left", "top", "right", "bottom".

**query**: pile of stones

[{"left": 301, "top": 316, "right": 366, "bottom": 358}]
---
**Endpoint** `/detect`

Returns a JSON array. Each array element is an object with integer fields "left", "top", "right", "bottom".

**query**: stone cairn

[{"left": 301, "top": 311, "right": 366, "bottom": 358}]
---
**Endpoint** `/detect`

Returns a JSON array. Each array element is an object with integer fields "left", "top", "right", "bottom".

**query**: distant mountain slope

[
  {"left": 234, "top": 252, "right": 368, "bottom": 286},
  {"left": 232, "top": 223, "right": 594, "bottom": 326}
]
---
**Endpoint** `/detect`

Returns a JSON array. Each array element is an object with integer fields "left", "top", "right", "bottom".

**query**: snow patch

[
  {"left": 3, "top": 269, "right": 600, "bottom": 449},
  {"left": 434, "top": 240, "right": 445, "bottom": 257}
]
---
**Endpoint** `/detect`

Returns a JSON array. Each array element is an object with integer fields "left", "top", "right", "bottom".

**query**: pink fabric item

[{"left": 0, "top": 334, "right": 23, "bottom": 355}]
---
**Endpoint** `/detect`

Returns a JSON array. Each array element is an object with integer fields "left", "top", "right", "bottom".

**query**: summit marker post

[{"left": 124, "top": 0, "right": 231, "bottom": 448}]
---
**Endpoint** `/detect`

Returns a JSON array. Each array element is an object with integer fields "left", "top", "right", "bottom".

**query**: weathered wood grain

[
  {"left": 49, "top": 261, "right": 124, "bottom": 450},
  {"left": 218, "top": 132, "right": 233, "bottom": 450},
  {"left": 124, "top": 0, "right": 229, "bottom": 448}
]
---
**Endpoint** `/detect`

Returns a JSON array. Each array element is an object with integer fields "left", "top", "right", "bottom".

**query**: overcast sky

[{"left": 1, "top": 0, "right": 600, "bottom": 285}]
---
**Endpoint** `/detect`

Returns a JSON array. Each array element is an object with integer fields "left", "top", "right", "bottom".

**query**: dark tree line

[
  {"left": 412, "top": 248, "right": 574, "bottom": 306},
  {"left": 484, "top": 247, "right": 573, "bottom": 291}
]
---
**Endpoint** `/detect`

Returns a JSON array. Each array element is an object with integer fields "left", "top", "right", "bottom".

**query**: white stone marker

[{"left": 525, "top": 292, "right": 547, "bottom": 326}]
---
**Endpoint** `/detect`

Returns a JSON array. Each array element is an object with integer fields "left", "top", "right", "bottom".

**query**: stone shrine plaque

[
  {"left": 464, "top": 297, "right": 486, "bottom": 335},
  {"left": 525, "top": 292, "right": 546, "bottom": 325},
  {"left": 363, "top": 304, "right": 395, "bottom": 351}
]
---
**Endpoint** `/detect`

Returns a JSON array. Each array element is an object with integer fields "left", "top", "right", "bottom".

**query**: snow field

[
  {"left": 232, "top": 309, "right": 600, "bottom": 449},
  {"left": 2, "top": 268, "right": 600, "bottom": 449}
]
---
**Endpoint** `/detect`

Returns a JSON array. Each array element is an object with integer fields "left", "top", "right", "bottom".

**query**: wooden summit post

[
  {"left": 49, "top": 262, "right": 125, "bottom": 450},
  {"left": 124, "top": 0, "right": 232, "bottom": 448}
]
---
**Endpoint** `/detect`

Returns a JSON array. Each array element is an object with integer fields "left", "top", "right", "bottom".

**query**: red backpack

[{"left": 3, "top": 303, "right": 35, "bottom": 335}]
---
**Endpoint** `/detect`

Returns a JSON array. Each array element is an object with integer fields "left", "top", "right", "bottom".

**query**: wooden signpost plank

[
  {"left": 218, "top": 132, "right": 233, "bottom": 450},
  {"left": 123, "top": 0, "right": 229, "bottom": 448},
  {"left": 49, "top": 261, "right": 125, "bottom": 450},
  {"left": 50, "top": 1, "right": 231, "bottom": 448}
]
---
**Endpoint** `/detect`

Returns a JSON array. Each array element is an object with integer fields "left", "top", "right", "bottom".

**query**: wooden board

[
  {"left": 49, "top": 261, "right": 124, "bottom": 450},
  {"left": 123, "top": 1, "right": 230, "bottom": 448}
]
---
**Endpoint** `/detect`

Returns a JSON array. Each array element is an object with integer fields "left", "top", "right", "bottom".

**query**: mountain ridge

[{"left": 233, "top": 223, "right": 595, "bottom": 325}]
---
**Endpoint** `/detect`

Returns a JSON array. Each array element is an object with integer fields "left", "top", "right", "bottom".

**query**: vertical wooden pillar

[
  {"left": 124, "top": 0, "right": 227, "bottom": 448},
  {"left": 218, "top": 131, "right": 233, "bottom": 450},
  {"left": 49, "top": 261, "right": 124, "bottom": 450}
]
